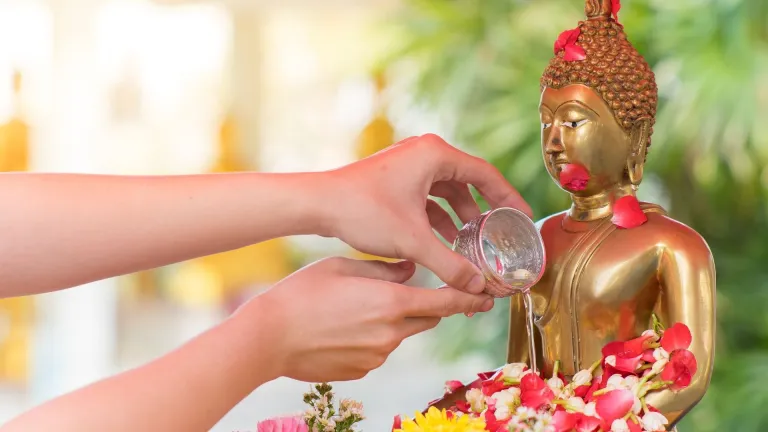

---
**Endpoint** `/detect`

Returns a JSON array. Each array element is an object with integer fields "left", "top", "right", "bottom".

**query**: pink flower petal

[
  {"left": 612, "top": 0, "right": 622, "bottom": 21},
  {"left": 596, "top": 389, "right": 634, "bottom": 426},
  {"left": 445, "top": 380, "right": 464, "bottom": 394},
  {"left": 553, "top": 411, "right": 577, "bottom": 432},
  {"left": 611, "top": 195, "right": 647, "bottom": 229},
  {"left": 392, "top": 415, "right": 402, "bottom": 430},
  {"left": 661, "top": 323, "right": 693, "bottom": 352},
  {"left": 257, "top": 416, "right": 308, "bottom": 432}
]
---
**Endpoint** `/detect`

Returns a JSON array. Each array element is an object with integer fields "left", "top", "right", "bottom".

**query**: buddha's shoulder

[
  {"left": 535, "top": 210, "right": 568, "bottom": 231},
  {"left": 617, "top": 204, "right": 712, "bottom": 254}
]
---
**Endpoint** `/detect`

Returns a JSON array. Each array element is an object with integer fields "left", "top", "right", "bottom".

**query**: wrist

[
  {"left": 218, "top": 299, "right": 285, "bottom": 386},
  {"left": 303, "top": 170, "right": 344, "bottom": 238}
]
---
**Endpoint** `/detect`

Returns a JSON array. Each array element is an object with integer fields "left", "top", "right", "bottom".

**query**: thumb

[
  {"left": 414, "top": 235, "right": 486, "bottom": 294},
  {"left": 337, "top": 258, "right": 416, "bottom": 284}
]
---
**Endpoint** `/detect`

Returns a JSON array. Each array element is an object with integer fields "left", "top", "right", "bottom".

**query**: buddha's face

[{"left": 539, "top": 84, "right": 633, "bottom": 196}]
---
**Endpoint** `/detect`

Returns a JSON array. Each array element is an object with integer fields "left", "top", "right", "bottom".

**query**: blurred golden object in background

[
  {"left": 352, "top": 72, "right": 398, "bottom": 263},
  {"left": 167, "top": 111, "right": 295, "bottom": 308},
  {"left": 0, "top": 70, "right": 33, "bottom": 385}
]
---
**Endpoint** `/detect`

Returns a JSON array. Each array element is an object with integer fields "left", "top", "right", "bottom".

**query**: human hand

[
  {"left": 234, "top": 257, "right": 493, "bottom": 382},
  {"left": 319, "top": 134, "right": 532, "bottom": 294}
]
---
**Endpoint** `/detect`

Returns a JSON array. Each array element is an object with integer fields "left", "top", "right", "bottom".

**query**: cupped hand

[
  {"left": 236, "top": 257, "right": 493, "bottom": 382},
  {"left": 322, "top": 134, "right": 532, "bottom": 294}
]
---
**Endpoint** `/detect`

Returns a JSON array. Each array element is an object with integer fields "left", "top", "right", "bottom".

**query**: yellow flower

[{"left": 394, "top": 407, "right": 486, "bottom": 432}]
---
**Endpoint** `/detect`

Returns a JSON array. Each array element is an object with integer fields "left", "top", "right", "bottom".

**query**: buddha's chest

[{"left": 530, "top": 219, "right": 662, "bottom": 340}]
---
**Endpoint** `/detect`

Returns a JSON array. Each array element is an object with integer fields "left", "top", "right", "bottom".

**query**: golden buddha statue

[
  {"left": 0, "top": 70, "right": 34, "bottom": 385},
  {"left": 503, "top": 1, "right": 716, "bottom": 428}
]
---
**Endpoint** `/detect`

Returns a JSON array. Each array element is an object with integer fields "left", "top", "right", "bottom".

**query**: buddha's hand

[
  {"left": 321, "top": 133, "right": 532, "bottom": 294},
  {"left": 234, "top": 257, "right": 493, "bottom": 382}
]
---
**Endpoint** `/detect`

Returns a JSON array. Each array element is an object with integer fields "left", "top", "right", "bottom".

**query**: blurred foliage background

[{"left": 383, "top": 0, "right": 768, "bottom": 430}]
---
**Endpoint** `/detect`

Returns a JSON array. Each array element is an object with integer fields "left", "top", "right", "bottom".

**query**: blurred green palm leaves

[{"left": 383, "top": 0, "right": 768, "bottom": 430}]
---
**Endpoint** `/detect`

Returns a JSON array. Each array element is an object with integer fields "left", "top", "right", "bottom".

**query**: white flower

[
  {"left": 338, "top": 399, "right": 364, "bottom": 419},
  {"left": 466, "top": 388, "right": 486, "bottom": 413},
  {"left": 605, "top": 355, "right": 617, "bottom": 367},
  {"left": 566, "top": 396, "right": 586, "bottom": 413},
  {"left": 641, "top": 412, "right": 669, "bottom": 431},
  {"left": 622, "top": 375, "right": 640, "bottom": 388},
  {"left": 610, "top": 418, "right": 630, "bottom": 432},
  {"left": 515, "top": 406, "right": 538, "bottom": 421},
  {"left": 491, "top": 388, "right": 521, "bottom": 421},
  {"left": 606, "top": 374, "right": 624, "bottom": 389},
  {"left": 653, "top": 347, "right": 669, "bottom": 361},
  {"left": 547, "top": 376, "right": 565, "bottom": 391},
  {"left": 632, "top": 395, "right": 642, "bottom": 414},
  {"left": 572, "top": 369, "right": 593, "bottom": 387},
  {"left": 642, "top": 329, "right": 660, "bottom": 341},
  {"left": 651, "top": 358, "right": 669, "bottom": 374},
  {"left": 584, "top": 402, "right": 598, "bottom": 418},
  {"left": 502, "top": 363, "right": 530, "bottom": 380}
]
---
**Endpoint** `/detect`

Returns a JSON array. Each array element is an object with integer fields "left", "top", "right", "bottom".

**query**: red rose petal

[
  {"left": 602, "top": 341, "right": 625, "bottom": 358},
  {"left": 596, "top": 389, "right": 634, "bottom": 426},
  {"left": 624, "top": 334, "right": 656, "bottom": 356},
  {"left": 611, "top": 195, "right": 647, "bottom": 229},
  {"left": 627, "top": 417, "right": 642, "bottom": 432},
  {"left": 575, "top": 414, "right": 602, "bottom": 432},
  {"left": 554, "top": 28, "right": 580, "bottom": 54},
  {"left": 392, "top": 415, "right": 402, "bottom": 430},
  {"left": 612, "top": 0, "right": 622, "bottom": 21},
  {"left": 612, "top": 352, "right": 644, "bottom": 373},
  {"left": 661, "top": 349, "right": 698, "bottom": 391},
  {"left": 481, "top": 377, "right": 510, "bottom": 396},
  {"left": 445, "top": 380, "right": 464, "bottom": 394},
  {"left": 564, "top": 44, "right": 587, "bottom": 61},
  {"left": 559, "top": 163, "right": 590, "bottom": 191},
  {"left": 484, "top": 409, "right": 509, "bottom": 432},
  {"left": 661, "top": 323, "right": 693, "bottom": 352},
  {"left": 553, "top": 411, "right": 577, "bottom": 432},
  {"left": 642, "top": 349, "right": 656, "bottom": 363}
]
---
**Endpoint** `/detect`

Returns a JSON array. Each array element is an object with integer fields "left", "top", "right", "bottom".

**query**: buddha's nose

[{"left": 545, "top": 128, "right": 564, "bottom": 155}]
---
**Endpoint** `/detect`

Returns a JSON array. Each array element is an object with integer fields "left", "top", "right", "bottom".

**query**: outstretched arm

[
  {"left": 0, "top": 172, "right": 327, "bottom": 297},
  {"left": 646, "top": 229, "right": 716, "bottom": 427},
  {"left": 0, "top": 134, "right": 531, "bottom": 298}
]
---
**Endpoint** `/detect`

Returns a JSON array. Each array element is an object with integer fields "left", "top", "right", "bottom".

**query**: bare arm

[
  {"left": 0, "top": 172, "right": 329, "bottom": 297},
  {"left": 0, "top": 307, "right": 279, "bottom": 432},
  {"left": 647, "top": 229, "right": 717, "bottom": 427}
]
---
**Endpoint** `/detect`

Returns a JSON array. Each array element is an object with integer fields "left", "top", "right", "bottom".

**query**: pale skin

[{"left": 0, "top": 134, "right": 532, "bottom": 432}]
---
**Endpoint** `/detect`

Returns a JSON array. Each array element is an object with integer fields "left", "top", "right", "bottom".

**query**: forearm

[
  {"left": 0, "top": 172, "right": 332, "bottom": 297},
  {"left": 0, "top": 312, "right": 278, "bottom": 432},
  {"left": 647, "top": 244, "right": 716, "bottom": 427}
]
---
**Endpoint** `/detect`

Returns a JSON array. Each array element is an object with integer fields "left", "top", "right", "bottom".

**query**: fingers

[
  {"left": 425, "top": 199, "right": 459, "bottom": 243},
  {"left": 398, "top": 317, "right": 442, "bottom": 339},
  {"left": 400, "top": 285, "right": 494, "bottom": 318},
  {"left": 332, "top": 257, "right": 416, "bottom": 284},
  {"left": 417, "top": 134, "right": 533, "bottom": 218},
  {"left": 411, "top": 234, "right": 486, "bottom": 293},
  {"left": 429, "top": 181, "right": 481, "bottom": 224}
]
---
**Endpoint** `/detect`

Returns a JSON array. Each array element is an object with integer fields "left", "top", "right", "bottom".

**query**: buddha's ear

[{"left": 627, "top": 118, "right": 651, "bottom": 186}]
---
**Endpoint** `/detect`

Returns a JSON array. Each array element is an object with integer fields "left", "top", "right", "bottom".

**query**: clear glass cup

[{"left": 453, "top": 207, "right": 546, "bottom": 297}]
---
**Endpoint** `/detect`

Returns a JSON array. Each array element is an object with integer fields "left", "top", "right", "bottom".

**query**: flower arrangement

[
  {"left": 393, "top": 315, "right": 696, "bottom": 432},
  {"left": 256, "top": 383, "right": 364, "bottom": 432}
]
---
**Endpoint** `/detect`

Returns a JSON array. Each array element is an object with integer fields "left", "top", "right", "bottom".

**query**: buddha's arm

[{"left": 645, "top": 232, "right": 716, "bottom": 427}]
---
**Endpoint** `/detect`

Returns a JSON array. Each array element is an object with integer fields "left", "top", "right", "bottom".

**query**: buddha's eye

[
  {"left": 541, "top": 122, "right": 552, "bottom": 130},
  {"left": 563, "top": 119, "right": 588, "bottom": 129}
]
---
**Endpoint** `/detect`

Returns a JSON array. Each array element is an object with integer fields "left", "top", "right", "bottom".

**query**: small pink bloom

[{"left": 257, "top": 416, "right": 308, "bottom": 432}]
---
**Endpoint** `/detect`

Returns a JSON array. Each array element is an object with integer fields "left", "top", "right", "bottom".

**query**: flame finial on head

[{"left": 585, "top": 0, "right": 613, "bottom": 19}]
